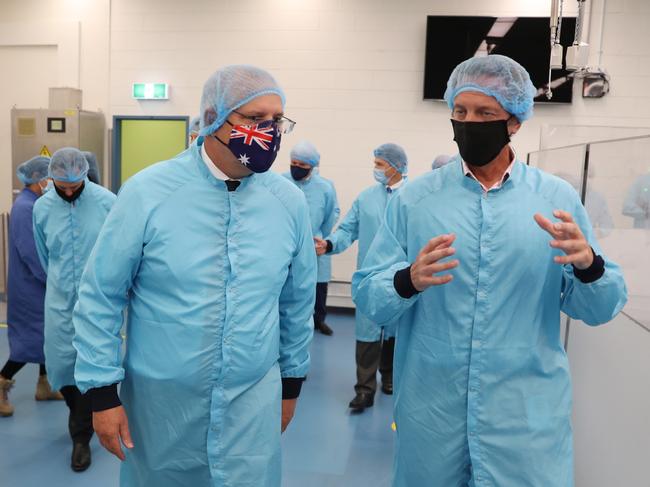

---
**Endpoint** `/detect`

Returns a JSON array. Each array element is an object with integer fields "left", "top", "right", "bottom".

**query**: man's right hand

[
  {"left": 93, "top": 405, "right": 134, "bottom": 461},
  {"left": 410, "top": 234, "right": 459, "bottom": 292},
  {"left": 313, "top": 237, "right": 328, "bottom": 256}
]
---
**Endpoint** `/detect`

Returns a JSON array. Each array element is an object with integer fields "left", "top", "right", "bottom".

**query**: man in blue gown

[
  {"left": 284, "top": 140, "right": 339, "bottom": 336},
  {"left": 72, "top": 65, "right": 316, "bottom": 487},
  {"left": 1, "top": 156, "right": 62, "bottom": 418},
  {"left": 353, "top": 55, "right": 627, "bottom": 487}
]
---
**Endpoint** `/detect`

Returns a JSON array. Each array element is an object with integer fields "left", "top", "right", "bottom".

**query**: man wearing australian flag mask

[{"left": 71, "top": 64, "right": 317, "bottom": 486}]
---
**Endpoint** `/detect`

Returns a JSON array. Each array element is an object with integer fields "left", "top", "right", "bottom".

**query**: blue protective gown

[
  {"left": 73, "top": 141, "right": 316, "bottom": 487},
  {"left": 327, "top": 182, "right": 405, "bottom": 341},
  {"left": 283, "top": 172, "right": 339, "bottom": 283},
  {"left": 33, "top": 182, "right": 116, "bottom": 390},
  {"left": 622, "top": 173, "right": 650, "bottom": 229},
  {"left": 6, "top": 188, "right": 47, "bottom": 363},
  {"left": 353, "top": 159, "right": 627, "bottom": 487}
]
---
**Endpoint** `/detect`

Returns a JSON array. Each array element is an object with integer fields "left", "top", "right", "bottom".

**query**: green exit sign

[{"left": 132, "top": 83, "right": 169, "bottom": 100}]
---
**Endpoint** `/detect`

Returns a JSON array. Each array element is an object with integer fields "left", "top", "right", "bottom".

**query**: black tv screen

[{"left": 424, "top": 16, "right": 577, "bottom": 104}]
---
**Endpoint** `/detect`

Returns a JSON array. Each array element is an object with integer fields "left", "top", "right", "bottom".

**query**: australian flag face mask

[{"left": 213, "top": 119, "right": 281, "bottom": 173}]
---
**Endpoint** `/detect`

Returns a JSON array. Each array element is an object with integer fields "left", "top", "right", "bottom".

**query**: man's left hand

[
  {"left": 281, "top": 399, "right": 297, "bottom": 433},
  {"left": 534, "top": 210, "right": 593, "bottom": 270}
]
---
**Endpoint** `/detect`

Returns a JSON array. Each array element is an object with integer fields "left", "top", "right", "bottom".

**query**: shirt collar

[
  {"left": 387, "top": 177, "right": 405, "bottom": 192},
  {"left": 462, "top": 147, "right": 516, "bottom": 192},
  {"left": 201, "top": 142, "right": 238, "bottom": 181}
]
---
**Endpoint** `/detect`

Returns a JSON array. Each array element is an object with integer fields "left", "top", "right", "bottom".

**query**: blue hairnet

[
  {"left": 432, "top": 154, "right": 453, "bottom": 170},
  {"left": 49, "top": 147, "right": 89, "bottom": 183},
  {"left": 374, "top": 143, "right": 408, "bottom": 175},
  {"left": 444, "top": 55, "right": 537, "bottom": 122},
  {"left": 199, "top": 65, "right": 286, "bottom": 136},
  {"left": 290, "top": 140, "right": 320, "bottom": 167},
  {"left": 17, "top": 156, "right": 50, "bottom": 185},
  {"left": 189, "top": 116, "right": 201, "bottom": 135},
  {"left": 82, "top": 151, "right": 101, "bottom": 184}
]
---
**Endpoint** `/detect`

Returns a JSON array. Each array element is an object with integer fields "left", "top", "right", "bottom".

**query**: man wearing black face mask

[
  {"left": 284, "top": 140, "right": 340, "bottom": 336},
  {"left": 32, "top": 147, "right": 116, "bottom": 471},
  {"left": 352, "top": 55, "right": 627, "bottom": 487}
]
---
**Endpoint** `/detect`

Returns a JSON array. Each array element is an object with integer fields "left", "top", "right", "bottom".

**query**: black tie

[{"left": 225, "top": 180, "right": 240, "bottom": 192}]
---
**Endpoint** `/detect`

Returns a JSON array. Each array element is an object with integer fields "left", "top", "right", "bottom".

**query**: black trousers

[
  {"left": 314, "top": 282, "right": 328, "bottom": 325},
  {"left": 59, "top": 386, "right": 94, "bottom": 445},
  {"left": 355, "top": 336, "right": 395, "bottom": 395},
  {"left": 0, "top": 360, "right": 46, "bottom": 380}
]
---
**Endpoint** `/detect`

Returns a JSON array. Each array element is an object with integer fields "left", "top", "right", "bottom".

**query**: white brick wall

[
  {"left": 3, "top": 0, "right": 649, "bottom": 272},
  {"left": 109, "top": 0, "right": 650, "bottom": 281},
  {"left": 3, "top": 0, "right": 650, "bottom": 264}
]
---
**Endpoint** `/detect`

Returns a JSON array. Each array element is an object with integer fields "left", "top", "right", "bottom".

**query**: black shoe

[
  {"left": 349, "top": 392, "right": 374, "bottom": 411},
  {"left": 316, "top": 321, "right": 333, "bottom": 336},
  {"left": 381, "top": 380, "right": 393, "bottom": 395},
  {"left": 71, "top": 442, "right": 91, "bottom": 472}
]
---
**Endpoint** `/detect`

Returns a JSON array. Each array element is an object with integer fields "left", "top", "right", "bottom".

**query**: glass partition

[
  {"left": 528, "top": 135, "right": 650, "bottom": 487},
  {"left": 587, "top": 135, "right": 650, "bottom": 330},
  {"left": 527, "top": 143, "right": 587, "bottom": 196},
  {"left": 539, "top": 124, "right": 650, "bottom": 150}
]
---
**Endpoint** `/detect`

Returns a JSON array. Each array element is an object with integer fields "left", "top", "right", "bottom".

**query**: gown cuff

[
  {"left": 282, "top": 377, "right": 305, "bottom": 400},
  {"left": 572, "top": 247, "right": 605, "bottom": 283},
  {"left": 325, "top": 240, "right": 333, "bottom": 254},
  {"left": 87, "top": 384, "right": 122, "bottom": 412},
  {"left": 394, "top": 266, "right": 420, "bottom": 299}
]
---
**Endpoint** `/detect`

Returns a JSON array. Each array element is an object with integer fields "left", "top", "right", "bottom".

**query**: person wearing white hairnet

[
  {"left": 1, "top": 156, "right": 62, "bottom": 418},
  {"left": 81, "top": 151, "right": 102, "bottom": 185},
  {"left": 189, "top": 115, "right": 201, "bottom": 144},
  {"left": 284, "top": 140, "right": 339, "bottom": 336},
  {"left": 315, "top": 143, "right": 407, "bottom": 411},
  {"left": 32, "top": 147, "right": 116, "bottom": 471},
  {"left": 555, "top": 172, "right": 614, "bottom": 239},
  {"left": 353, "top": 55, "right": 627, "bottom": 486},
  {"left": 622, "top": 172, "right": 650, "bottom": 229},
  {"left": 71, "top": 65, "right": 315, "bottom": 486},
  {"left": 431, "top": 154, "right": 453, "bottom": 171}
]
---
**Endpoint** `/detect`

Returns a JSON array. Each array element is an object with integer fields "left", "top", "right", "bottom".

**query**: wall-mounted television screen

[{"left": 424, "top": 16, "right": 577, "bottom": 104}]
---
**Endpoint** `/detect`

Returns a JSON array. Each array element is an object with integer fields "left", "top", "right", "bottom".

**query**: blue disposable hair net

[
  {"left": 444, "top": 55, "right": 537, "bottom": 122},
  {"left": 49, "top": 147, "right": 89, "bottom": 183},
  {"left": 374, "top": 143, "right": 408, "bottom": 175},
  {"left": 17, "top": 156, "right": 50, "bottom": 185},
  {"left": 82, "top": 151, "right": 101, "bottom": 185},
  {"left": 199, "top": 65, "right": 286, "bottom": 136},
  {"left": 189, "top": 116, "right": 201, "bottom": 136},
  {"left": 290, "top": 140, "right": 320, "bottom": 167},
  {"left": 432, "top": 154, "right": 453, "bottom": 170}
]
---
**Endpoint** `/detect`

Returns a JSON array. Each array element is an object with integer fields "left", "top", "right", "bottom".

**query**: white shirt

[
  {"left": 387, "top": 177, "right": 405, "bottom": 193},
  {"left": 201, "top": 143, "right": 238, "bottom": 181},
  {"left": 462, "top": 147, "right": 516, "bottom": 192}
]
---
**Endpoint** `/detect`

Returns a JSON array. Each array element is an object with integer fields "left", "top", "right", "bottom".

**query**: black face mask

[
  {"left": 55, "top": 181, "right": 85, "bottom": 203},
  {"left": 451, "top": 119, "right": 511, "bottom": 167},
  {"left": 290, "top": 165, "right": 311, "bottom": 181}
]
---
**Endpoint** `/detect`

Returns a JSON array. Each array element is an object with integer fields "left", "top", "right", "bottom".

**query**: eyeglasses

[{"left": 231, "top": 110, "right": 296, "bottom": 135}]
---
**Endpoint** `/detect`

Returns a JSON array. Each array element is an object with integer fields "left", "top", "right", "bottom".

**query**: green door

[{"left": 115, "top": 117, "right": 188, "bottom": 189}]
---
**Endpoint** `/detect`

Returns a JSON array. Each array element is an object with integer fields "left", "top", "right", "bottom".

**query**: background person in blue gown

[
  {"left": 316, "top": 143, "right": 408, "bottom": 411},
  {"left": 1, "top": 156, "right": 63, "bottom": 419},
  {"left": 284, "top": 140, "right": 339, "bottom": 336},
  {"left": 33, "top": 148, "right": 116, "bottom": 472}
]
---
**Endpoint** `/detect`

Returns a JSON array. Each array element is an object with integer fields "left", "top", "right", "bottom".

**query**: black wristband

[
  {"left": 325, "top": 240, "right": 333, "bottom": 254},
  {"left": 573, "top": 247, "right": 605, "bottom": 284},
  {"left": 87, "top": 383, "right": 122, "bottom": 412},
  {"left": 394, "top": 265, "right": 420, "bottom": 299},
  {"left": 282, "top": 377, "right": 305, "bottom": 400}
]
